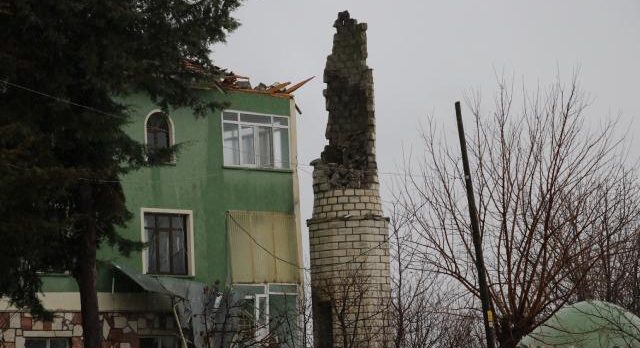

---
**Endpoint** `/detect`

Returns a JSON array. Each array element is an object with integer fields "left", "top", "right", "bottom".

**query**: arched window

[{"left": 146, "top": 112, "right": 171, "bottom": 150}]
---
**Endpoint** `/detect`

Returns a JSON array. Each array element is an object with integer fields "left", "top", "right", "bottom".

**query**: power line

[
  {"left": 1, "top": 78, "right": 127, "bottom": 119},
  {"left": 1, "top": 79, "right": 440, "bottom": 184},
  {"left": 227, "top": 212, "right": 396, "bottom": 273}
]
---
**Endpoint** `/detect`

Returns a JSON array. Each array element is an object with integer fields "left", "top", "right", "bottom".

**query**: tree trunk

[
  {"left": 74, "top": 184, "right": 102, "bottom": 348},
  {"left": 496, "top": 325, "right": 524, "bottom": 348}
]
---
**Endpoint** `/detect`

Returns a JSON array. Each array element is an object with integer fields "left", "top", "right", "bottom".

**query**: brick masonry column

[{"left": 307, "top": 11, "right": 391, "bottom": 348}]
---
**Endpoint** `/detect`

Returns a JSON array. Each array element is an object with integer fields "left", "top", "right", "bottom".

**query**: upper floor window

[
  {"left": 222, "top": 111, "right": 290, "bottom": 169},
  {"left": 146, "top": 112, "right": 172, "bottom": 150},
  {"left": 144, "top": 211, "right": 189, "bottom": 275},
  {"left": 146, "top": 111, "right": 173, "bottom": 163}
]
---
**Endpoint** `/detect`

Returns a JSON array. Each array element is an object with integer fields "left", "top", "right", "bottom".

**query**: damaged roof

[
  {"left": 182, "top": 59, "right": 313, "bottom": 99},
  {"left": 219, "top": 72, "right": 314, "bottom": 98}
]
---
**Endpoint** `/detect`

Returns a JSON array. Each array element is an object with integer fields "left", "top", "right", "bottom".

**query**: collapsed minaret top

[{"left": 315, "top": 11, "right": 378, "bottom": 190}]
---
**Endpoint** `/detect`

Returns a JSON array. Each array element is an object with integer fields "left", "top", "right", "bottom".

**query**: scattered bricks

[
  {"left": 9, "top": 314, "right": 20, "bottom": 329},
  {"left": 32, "top": 320, "right": 43, "bottom": 331},
  {"left": 52, "top": 317, "right": 63, "bottom": 331},
  {"left": 0, "top": 313, "right": 9, "bottom": 329},
  {"left": 20, "top": 317, "right": 31, "bottom": 330},
  {"left": 3, "top": 328, "right": 16, "bottom": 342},
  {"left": 72, "top": 325, "right": 83, "bottom": 337},
  {"left": 71, "top": 313, "right": 82, "bottom": 325}
]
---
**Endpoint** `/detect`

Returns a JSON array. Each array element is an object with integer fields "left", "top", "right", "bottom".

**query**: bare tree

[
  {"left": 395, "top": 74, "right": 639, "bottom": 347},
  {"left": 568, "top": 173, "right": 640, "bottom": 314},
  {"left": 388, "top": 201, "right": 484, "bottom": 348}
]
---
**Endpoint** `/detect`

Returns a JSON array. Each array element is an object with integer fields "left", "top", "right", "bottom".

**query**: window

[
  {"left": 144, "top": 212, "right": 189, "bottom": 275},
  {"left": 139, "top": 336, "right": 178, "bottom": 348},
  {"left": 238, "top": 294, "right": 269, "bottom": 342},
  {"left": 146, "top": 112, "right": 172, "bottom": 150},
  {"left": 146, "top": 111, "right": 173, "bottom": 163},
  {"left": 25, "top": 338, "right": 69, "bottom": 348},
  {"left": 222, "top": 111, "right": 290, "bottom": 169},
  {"left": 233, "top": 284, "right": 298, "bottom": 346},
  {"left": 227, "top": 211, "right": 299, "bottom": 283}
]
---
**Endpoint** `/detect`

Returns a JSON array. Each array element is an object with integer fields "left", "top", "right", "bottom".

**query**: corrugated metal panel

[{"left": 227, "top": 211, "right": 299, "bottom": 283}]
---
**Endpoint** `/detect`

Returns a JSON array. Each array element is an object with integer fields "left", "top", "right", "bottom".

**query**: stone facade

[
  {"left": 0, "top": 311, "right": 177, "bottom": 348},
  {"left": 307, "top": 11, "right": 391, "bottom": 348}
]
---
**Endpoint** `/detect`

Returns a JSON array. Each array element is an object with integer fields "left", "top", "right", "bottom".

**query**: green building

[{"left": 0, "top": 80, "right": 306, "bottom": 348}]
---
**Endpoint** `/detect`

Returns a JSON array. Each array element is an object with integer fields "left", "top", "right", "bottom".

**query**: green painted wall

[{"left": 41, "top": 90, "right": 296, "bottom": 292}]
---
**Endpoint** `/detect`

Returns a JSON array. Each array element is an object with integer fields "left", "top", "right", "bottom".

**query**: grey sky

[{"left": 214, "top": 1, "right": 640, "bottom": 265}]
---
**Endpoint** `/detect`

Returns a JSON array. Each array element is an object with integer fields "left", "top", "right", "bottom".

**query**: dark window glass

[
  {"left": 146, "top": 113, "right": 172, "bottom": 163},
  {"left": 25, "top": 340, "right": 47, "bottom": 348},
  {"left": 145, "top": 213, "right": 188, "bottom": 275},
  {"left": 140, "top": 337, "right": 178, "bottom": 348},
  {"left": 25, "top": 339, "right": 69, "bottom": 348}
]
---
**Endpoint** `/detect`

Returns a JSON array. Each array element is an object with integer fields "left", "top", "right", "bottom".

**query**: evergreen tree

[{"left": 0, "top": 1, "right": 241, "bottom": 347}]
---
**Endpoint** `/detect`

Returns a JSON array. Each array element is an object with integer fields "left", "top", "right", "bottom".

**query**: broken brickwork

[
  {"left": 317, "top": 10, "right": 378, "bottom": 190},
  {"left": 308, "top": 11, "right": 391, "bottom": 348}
]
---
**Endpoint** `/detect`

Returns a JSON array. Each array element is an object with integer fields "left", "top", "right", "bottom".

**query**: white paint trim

[
  {"left": 140, "top": 207, "right": 195, "bottom": 277},
  {"left": 288, "top": 99, "right": 305, "bottom": 289},
  {"left": 143, "top": 109, "right": 176, "bottom": 146},
  {"left": 0, "top": 293, "right": 173, "bottom": 312},
  {"left": 223, "top": 109, "right": 289, "bottom": 118}
]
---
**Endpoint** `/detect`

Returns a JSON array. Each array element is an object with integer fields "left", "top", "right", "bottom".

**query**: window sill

[
  {"left": 145, "top": 273, "right": 196, "bottom": 280},
  {"left": 223, "top": 165, "right": 293, "bottom": 173}
]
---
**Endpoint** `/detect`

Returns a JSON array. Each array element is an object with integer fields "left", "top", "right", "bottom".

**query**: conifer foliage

[{"left": 0, "top": 1, "right": 241, "bottom": 347}]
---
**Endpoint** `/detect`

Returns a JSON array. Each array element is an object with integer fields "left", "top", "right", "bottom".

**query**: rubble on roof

[
  {"left": 219, "top": 71, "right": 314, "bottom": 97},
  {"left": 181, "top": 58, "right": 313, "bottom": 97}
]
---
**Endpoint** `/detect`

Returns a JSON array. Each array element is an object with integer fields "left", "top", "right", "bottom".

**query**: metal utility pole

[{"left": 454, "top": 101, "right": 497, "bottom": 348}]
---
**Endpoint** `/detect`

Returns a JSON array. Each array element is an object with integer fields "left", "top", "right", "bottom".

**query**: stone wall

[
  {"left": 0, "top": 311, "right": 178, "bottom": 348},
  {"left": 308, "top": 11, "right": 391, "bottom": 348}
]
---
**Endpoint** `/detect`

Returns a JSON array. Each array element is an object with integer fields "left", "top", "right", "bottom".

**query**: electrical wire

[
  {"left": 227, "top": 212, "right": 397, "bottom": 273},
  {"left": 3, "top": 78, "right": 400, "bottom": 278},
  {"left": 1, "top": 78, "right": 127, "bottom": 120}
]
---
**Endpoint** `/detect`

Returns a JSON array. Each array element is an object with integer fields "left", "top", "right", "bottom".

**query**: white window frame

[
  {"left": 140, "top": 207, "right": 195, "bottom": 276},
  {"left": 221, "top": 109, "right": 291, "bottom": 169},
  {"left": 233, "top": 283, "right": 299, "bottom": 341}
]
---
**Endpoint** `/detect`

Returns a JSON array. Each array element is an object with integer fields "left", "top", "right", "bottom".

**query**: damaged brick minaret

[{"left": 307, "top": 11, "right": 391, "bottom": 348}]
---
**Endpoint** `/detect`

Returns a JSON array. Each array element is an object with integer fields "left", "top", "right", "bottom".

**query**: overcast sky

[{"left": 213, "top": 1, "right": 640, "bottom": 265}]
